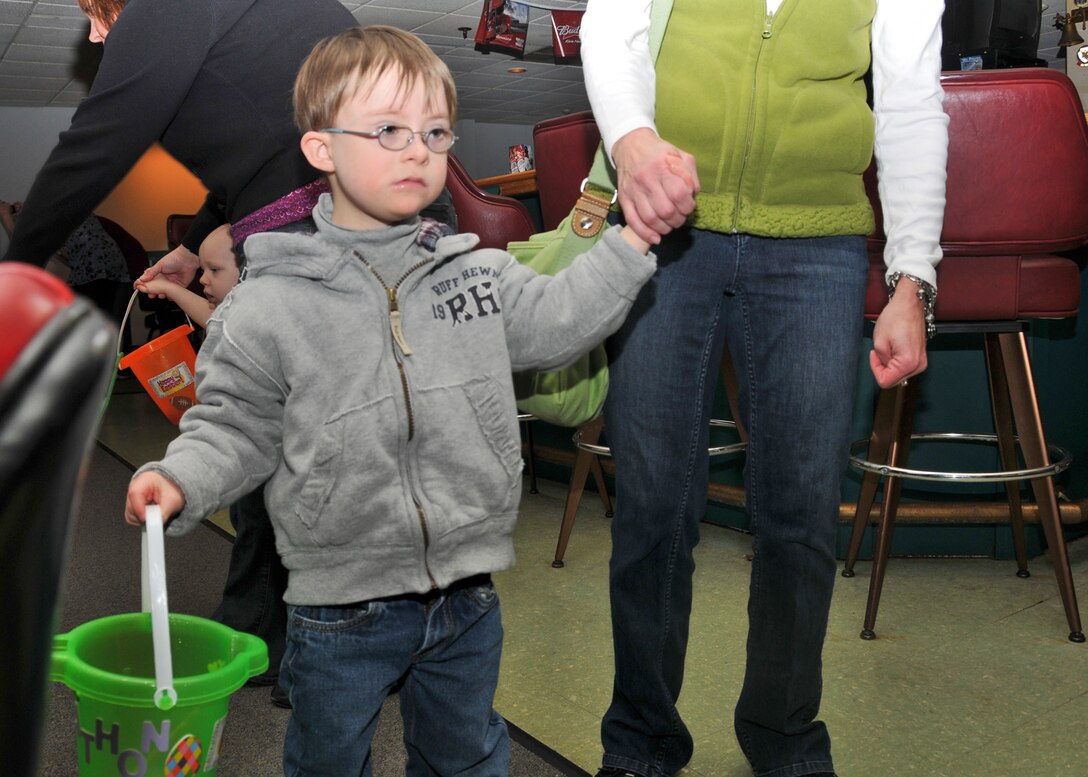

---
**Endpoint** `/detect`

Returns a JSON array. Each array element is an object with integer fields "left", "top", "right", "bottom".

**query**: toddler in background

[{"left": 136, "top": 224, "right": 239, "bottom": 327}]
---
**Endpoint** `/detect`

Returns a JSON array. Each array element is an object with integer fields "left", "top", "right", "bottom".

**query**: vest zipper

[
  {"left": 354, "top": 250, "right": 438, "bottom": 588},
  {"left": 732, "top": 12, "right": 775, "bottom": 233}
]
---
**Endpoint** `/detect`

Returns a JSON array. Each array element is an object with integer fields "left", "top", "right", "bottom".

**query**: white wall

[
  {"left": 453, "top": 118, "right": 537, "bottom": 178},
  {"left": 0, "top": 107, "right": 78, "bottom": 257}
]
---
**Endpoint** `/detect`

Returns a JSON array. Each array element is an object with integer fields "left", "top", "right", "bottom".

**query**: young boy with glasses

[{"left": 125, "top": 25, "right": 660, "bottom": 775}]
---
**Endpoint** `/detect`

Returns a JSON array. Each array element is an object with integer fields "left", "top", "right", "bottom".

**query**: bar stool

[
  {"left": 842, "top": 69, "right": 1088, "bottom": 643},
  {"left": 518, "top": 413, "right": 539, "bottom": 494}
]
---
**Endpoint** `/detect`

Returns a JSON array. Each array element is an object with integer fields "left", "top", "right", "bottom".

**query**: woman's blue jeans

[
  {"left": 280, "top": 577, "right": 508, "bottom": 777},
  {"left": 600, "top": 229, "right": 868, "bottom": 777}
]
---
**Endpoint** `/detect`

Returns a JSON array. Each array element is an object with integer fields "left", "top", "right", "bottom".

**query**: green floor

[{"left": 99, "top": 382, "right": 1088, "bottom": 777}]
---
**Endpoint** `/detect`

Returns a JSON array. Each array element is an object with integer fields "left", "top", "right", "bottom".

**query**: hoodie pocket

[
  {"left": 290, "top": 395, "right": 412, "bottom": 549},
  {"left": 413, "top": 376, "right": 522, "bottom": 536}
]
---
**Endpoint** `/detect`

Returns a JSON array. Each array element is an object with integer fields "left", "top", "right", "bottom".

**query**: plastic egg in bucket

[{"left": 50, "top": 507, "right": 268, "bottom": 775}]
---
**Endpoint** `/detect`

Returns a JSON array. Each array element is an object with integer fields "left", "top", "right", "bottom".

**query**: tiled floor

[
  {"left": 99, "top": 383, "right": 1088, "bottom": 777},
  {"left": 100, "top": 382, "right": 232, "bottom": 532}
]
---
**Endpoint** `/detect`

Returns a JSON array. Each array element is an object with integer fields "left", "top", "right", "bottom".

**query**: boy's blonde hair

[{"left": 294, "top": 25, "right": 458, "bottom": 132}]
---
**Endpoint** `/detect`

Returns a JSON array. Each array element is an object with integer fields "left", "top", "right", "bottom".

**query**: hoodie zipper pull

[{"left": 388, "top": 288, "right": 413, "bottom": 356}]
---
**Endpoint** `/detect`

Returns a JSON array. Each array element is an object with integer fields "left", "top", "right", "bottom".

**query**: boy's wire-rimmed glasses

[{"left": 321, "top": 125, "right": 457, "bottom": 153}]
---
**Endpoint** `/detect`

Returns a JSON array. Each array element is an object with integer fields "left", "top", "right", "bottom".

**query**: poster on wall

[
  {"left": 475, "top": 0, "right": 529, "bottom": 57},
  {"left": 509, "top": 144, "right": 533, "bottom": 172}
]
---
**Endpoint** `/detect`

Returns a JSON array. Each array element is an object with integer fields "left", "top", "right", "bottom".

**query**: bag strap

[{"left": 584, "top": 0, "right": 675, "bottom": 195}]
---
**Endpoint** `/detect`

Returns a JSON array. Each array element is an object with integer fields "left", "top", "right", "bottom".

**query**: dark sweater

[{"left": 3, "top": 0, "right": 354, "bottom": 264}]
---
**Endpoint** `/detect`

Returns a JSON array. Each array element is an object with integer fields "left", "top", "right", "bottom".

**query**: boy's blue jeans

[
  {"left": 600, "top": 229, "right": 868, "bottom": 777},
  {"left": 280, "top": 575, "right": 509, "bottom": 777}
]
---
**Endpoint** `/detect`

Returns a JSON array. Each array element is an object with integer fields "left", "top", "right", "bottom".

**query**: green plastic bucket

[
  {"left": 50, "top": 506, "right": 268, "bottom": 775},
  {"left": 51, "top": 614, "right": 267, "bottom": 775}
]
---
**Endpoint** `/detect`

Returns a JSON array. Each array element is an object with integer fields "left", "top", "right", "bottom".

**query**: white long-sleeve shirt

[{"left": 581, "top": 0, "right": 949, "bottom": 285}]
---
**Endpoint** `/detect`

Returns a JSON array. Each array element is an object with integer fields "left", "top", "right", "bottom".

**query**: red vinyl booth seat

[{"left": 863, "top": 253, "right": 1081, "bottom": 323}]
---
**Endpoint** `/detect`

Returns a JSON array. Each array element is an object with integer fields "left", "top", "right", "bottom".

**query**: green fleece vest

[{"left": 656, "top": 0, "right": 877, "bottom": 237}]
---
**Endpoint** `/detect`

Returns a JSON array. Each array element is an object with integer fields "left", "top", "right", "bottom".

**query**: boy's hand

[
  {"left": 619, "top": 225, "right": 652, "bottom": 255},
  {"left": 126, "top": 472, "right": 184, "bottom": 527}
]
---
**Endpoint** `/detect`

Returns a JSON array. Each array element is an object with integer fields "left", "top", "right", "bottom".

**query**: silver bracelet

[{"left": 886, "top": 271, "right": 937, "bottom": 341}]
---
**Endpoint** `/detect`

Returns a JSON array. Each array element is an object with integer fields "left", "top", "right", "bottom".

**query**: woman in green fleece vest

[{"left": 581, "top": 2, "right": 948, "bottom": 777}]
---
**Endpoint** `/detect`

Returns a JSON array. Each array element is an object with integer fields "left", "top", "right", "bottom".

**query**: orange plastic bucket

[{"left": 118, "top": 325, "right": 198, "bottom": 425}]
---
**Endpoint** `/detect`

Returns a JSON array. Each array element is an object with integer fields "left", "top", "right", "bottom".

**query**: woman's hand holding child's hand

[
  {"left": 125, "top": 472, "right": 185, "bottom": 527},
  {"left": 613, "top": 129, "right": 699, "bottom": 255}
]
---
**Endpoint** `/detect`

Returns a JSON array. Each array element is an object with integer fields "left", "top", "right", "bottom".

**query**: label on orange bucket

[{"left": 148, "top": 362, "right": 195, "bottom": 399}]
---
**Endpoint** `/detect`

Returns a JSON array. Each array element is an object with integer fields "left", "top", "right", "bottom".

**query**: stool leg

[
  {"left": 983, "top": 334, "right": 1030, "bottom": 577},
  {"left": 998, "top": 332, "right": 1085, "bottom": 642},
  {"left": 521, "top": 418, "right": 538, "bottom": 494},
  {"left": 861, "top": 379, "right": 919, "bottom": 640},
  {"left": 844, "top": 385, "right": 901, "bottom": 578},
  {"left": 554, "top": 415, "right": 604, "bottom": 568},
  {"left": 719, "top": 343, "right": 749, "bottom": 442},
  {"left": 589, "top": 455, "right": 613, "bottom": 517}
]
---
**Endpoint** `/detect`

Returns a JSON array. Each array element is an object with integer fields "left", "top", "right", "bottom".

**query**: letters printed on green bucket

[{"left": 51, "top": 612, "right": 267, "bottom": 776}]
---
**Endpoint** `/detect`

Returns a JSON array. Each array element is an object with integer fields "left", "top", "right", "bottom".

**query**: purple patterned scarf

[{"left": 230, "top": 178, "right": 330, "bottom": 248}]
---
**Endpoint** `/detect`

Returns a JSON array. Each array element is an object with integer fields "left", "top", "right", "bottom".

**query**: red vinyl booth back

[
  {"left": 864, "top": 68, "right": 1088, "bottom": 322},
  {"left": 533, "top": 111, "right": 601, "bottom": 231},
  {"left": 445, "top": 152, "right": 537, "bottom": 248}
]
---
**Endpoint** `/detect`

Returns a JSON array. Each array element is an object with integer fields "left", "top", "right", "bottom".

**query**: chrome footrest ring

[
  {"left": 848, "top": 432, "right": 1072, "bottom": 483},
  {"left": 574, "top": 418, "right": 748, "bottom": 459}
]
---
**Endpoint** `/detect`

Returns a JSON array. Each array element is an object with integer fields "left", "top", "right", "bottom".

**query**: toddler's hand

[
  {"left": 126, "top": 472, "right": 184, "bottom": 527},
  {"left": 135, "top": 277, "right": 174, "bottom": 297}
]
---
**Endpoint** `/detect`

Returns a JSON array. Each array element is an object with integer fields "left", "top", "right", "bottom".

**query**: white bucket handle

[
  {"left": 117, "top": 288, "right": 195, "bottom": 365},
  {"left": 141, "top": 504, "right": 177, "bottom": 710}
]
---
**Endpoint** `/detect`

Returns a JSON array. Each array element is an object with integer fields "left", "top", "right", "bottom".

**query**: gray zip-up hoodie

[{"left": 139, "top": 194, "right": 656, "bottom": 606}]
